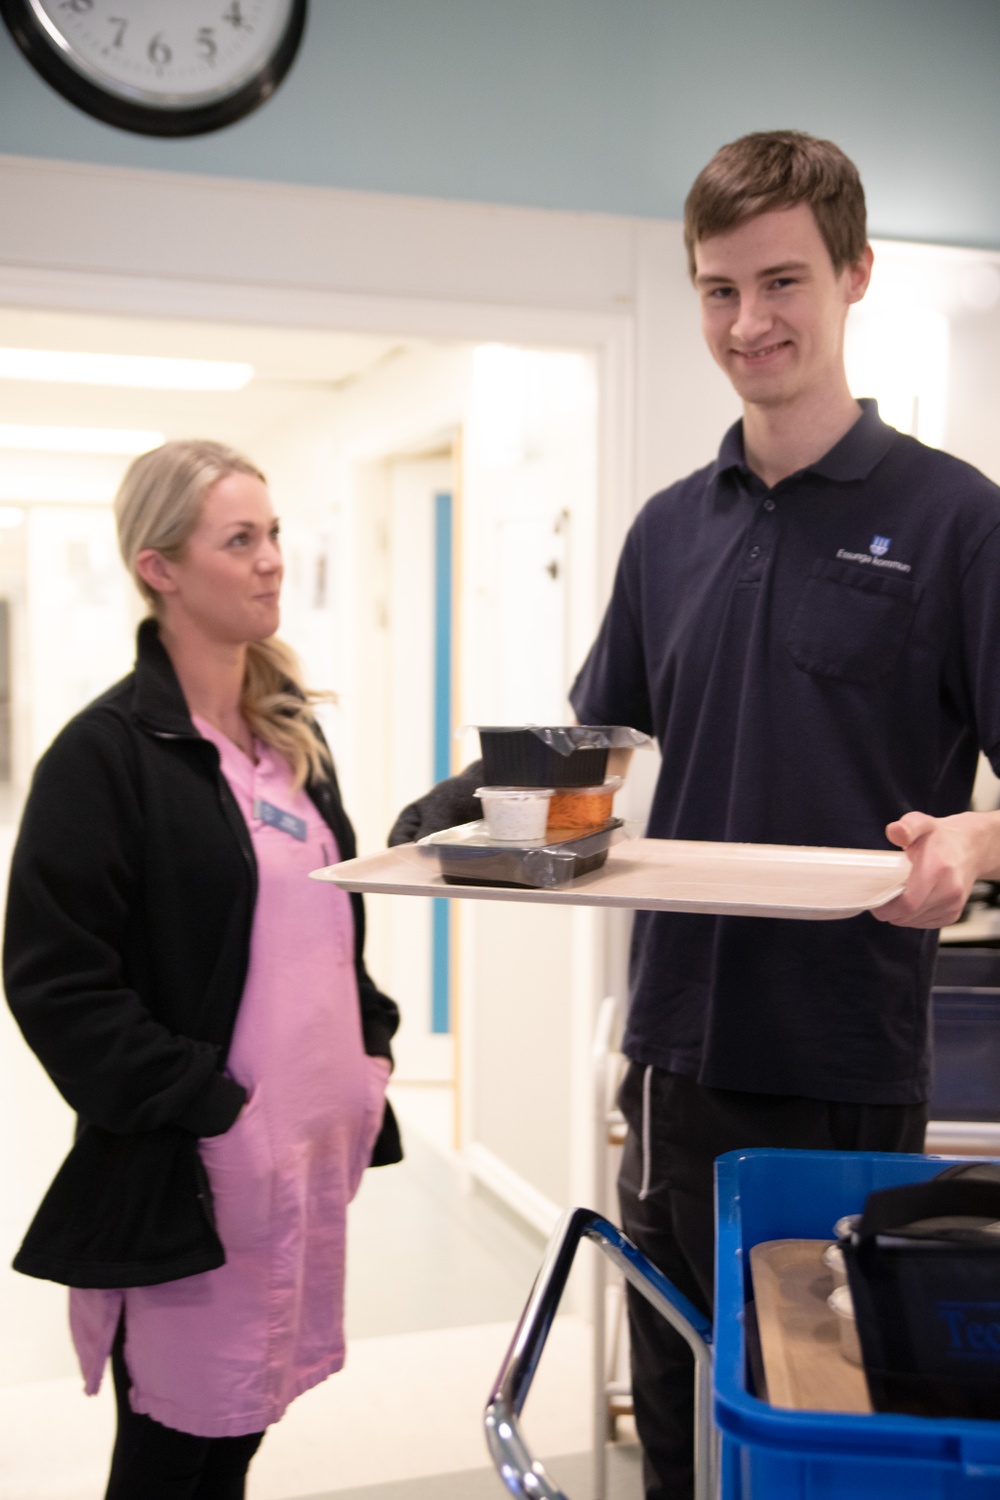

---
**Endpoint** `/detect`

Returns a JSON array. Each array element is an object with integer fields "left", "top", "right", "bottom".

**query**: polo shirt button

[
  {"left": 749, "top": 545, "right": 762, "bottom": 559},
  {"left": 763, "top": 498, "right": 776, "bottom": 512}
]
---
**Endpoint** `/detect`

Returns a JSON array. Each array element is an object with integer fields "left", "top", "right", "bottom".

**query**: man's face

[{"left": 693, "top": 202, "right": 872, "bottom": 410}]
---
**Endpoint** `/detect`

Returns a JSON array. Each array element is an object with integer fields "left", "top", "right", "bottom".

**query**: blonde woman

[{"left": 3, "top": 441, "right": 400, "bottom": 1500}]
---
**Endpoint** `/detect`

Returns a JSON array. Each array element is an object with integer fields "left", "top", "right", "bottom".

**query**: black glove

[{"left": 387, "top": 761, "right": 484, "bottom": 846}]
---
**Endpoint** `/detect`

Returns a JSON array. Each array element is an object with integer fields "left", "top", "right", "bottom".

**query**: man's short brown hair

[{"left": 683, "top": 130, "right": 868, "bottom": 279}]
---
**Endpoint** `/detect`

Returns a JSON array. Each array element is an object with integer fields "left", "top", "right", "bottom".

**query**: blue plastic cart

[{"left": 485, "top": 1149, "right": 1000, "bottom": 1499}]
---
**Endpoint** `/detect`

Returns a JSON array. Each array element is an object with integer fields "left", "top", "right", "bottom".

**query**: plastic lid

[
  {"left": 474, "top": 786, "right": 554, "bottom": 799},
  {"left": 461, "top": 725, "right": 651, "bottom": 755},
  {"left": 550, "top": 776, "right": 623, "bottom": 794}
]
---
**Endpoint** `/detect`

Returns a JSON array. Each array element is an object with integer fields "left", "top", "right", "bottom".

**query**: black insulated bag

[{"left": 843, "top": 1163, "right": 1000, "bottom": 1419}]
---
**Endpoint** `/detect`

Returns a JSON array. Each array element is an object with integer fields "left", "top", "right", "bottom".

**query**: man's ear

[
  {"left": 845, "top": 243, "right": 875, "bottom": 306},
  {"left": 135, "top": 549, "right": 178, "bottom": 598}
]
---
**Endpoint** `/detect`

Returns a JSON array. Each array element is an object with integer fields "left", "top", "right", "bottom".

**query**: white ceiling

[{"left": 0, "top": 306, "right": 433, "bottom": 501}]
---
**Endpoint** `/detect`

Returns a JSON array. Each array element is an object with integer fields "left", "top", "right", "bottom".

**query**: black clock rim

[{"left": 0, "top": 0, "right": 307, "bottom": 138}]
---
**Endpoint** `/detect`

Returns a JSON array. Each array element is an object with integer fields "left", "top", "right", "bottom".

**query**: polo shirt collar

[{"left": 712, "top": 399, "right": 899, "bottom": 488}]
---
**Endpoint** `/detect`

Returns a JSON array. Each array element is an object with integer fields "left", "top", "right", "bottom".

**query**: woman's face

[{"left": 152, "top": 471, "right": 283, "bottom": 646}]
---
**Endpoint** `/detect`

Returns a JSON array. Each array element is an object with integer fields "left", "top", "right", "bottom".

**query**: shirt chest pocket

[{"left": 785, "top": 559, "right": 919, "bottom": 684}]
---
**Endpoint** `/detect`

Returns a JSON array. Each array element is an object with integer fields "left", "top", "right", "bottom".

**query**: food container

[
  {"left": 416, "top": 819, "right": 623, "bottom": 889},
  {"left": 474, "top": 725, "right": 649, "bottom": 788},
  {"left": 475, "top": 786, "right": 553, "bottom": 842},
  {"left": 823, "top": 1241, "right": 847, "bottom": 1289},
  {"left": 827, "top": 1284, "right": 863, "bottom": 1366},
  {"left": 606, "top": 746, "right": 635, "bottom": 780},
  {"left": 547, "top": 777, "right": 622, "bottom": 833}
]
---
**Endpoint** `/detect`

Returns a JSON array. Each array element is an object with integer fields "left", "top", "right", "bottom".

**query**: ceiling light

[
  {"left": 0, "top": 474, "right": 116, "bottom": 503},
  {"left": 0, "top": 348, "right": 254, "bottom": 391},
  {"left": 0, "top": 425, "right": 164, "bottom": 455}
]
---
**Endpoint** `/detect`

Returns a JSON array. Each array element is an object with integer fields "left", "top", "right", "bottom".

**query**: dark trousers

[
  {"left": 617, "top": 1063, "right": 927, "bottom": 1500},
  {"left": 105, "top": 1323, "right": 265, "bottom": 1500}
]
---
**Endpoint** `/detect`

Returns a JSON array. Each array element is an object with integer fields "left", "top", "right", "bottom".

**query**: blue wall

[{"left": 1, "top": 0, "right": 999, "bottom": 248}]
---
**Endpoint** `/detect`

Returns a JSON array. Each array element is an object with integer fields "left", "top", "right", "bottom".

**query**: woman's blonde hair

[{"left": 115, "top": 439, "right": 332, "bottom": 790}]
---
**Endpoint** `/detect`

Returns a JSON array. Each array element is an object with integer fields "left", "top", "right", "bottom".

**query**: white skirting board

[{"left": 465, "top": 1142, "right": 563, "bottom": 1238}]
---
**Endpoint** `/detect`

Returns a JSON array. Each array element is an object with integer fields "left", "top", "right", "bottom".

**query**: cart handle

[{"left": 485, "top": 1207, "right": 715, "bottom": 1500}]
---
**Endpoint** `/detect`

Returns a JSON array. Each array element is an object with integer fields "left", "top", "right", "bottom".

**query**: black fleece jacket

[{"left": 3, "top": 620, "right": 401, "bottom": 1289}]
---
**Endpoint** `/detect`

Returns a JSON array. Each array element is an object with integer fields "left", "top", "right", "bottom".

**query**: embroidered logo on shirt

[{"left": 835, "top": 537, "right": 912, "bottom": 574}]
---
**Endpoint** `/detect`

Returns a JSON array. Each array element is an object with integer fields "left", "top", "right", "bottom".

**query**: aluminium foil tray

[{"left": 417, "top": 818, "right": 623, "bottom": 889}]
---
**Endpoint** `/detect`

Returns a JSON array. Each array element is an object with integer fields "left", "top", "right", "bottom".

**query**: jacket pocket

[
  {"left": 13, "top": 1123, "right": 224, "bottom": 1289},
  {"left": 785, "top": 559, "right": 918, "bottom": 684}
]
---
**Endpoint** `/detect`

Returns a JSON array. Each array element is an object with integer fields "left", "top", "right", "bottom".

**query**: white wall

[
  {"left": 24, "top": 507, "right": 136, "bottom": 768},
  {"left": 844, "top": 240, "right": 1000, "bottom": 473}
]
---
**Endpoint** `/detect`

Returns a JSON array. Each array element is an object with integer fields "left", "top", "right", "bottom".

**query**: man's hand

[{"left": 873, "top": 809, "right": 1000, "bottom": 928}]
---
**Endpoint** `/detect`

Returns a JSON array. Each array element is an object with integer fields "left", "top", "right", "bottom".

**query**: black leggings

[{"left": 105, "top": 1322, "right": 265, "bottom": 1500}]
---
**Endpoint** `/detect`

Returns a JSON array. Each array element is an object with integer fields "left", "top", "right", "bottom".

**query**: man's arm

[{"left": 873, "top": 809, "right": 1000, "bottom": 928}]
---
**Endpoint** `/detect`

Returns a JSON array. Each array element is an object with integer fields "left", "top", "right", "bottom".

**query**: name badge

[{"left": 253, "top": 798, "right": 308, "bottom": 841}]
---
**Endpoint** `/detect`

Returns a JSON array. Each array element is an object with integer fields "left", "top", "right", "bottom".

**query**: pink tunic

[{"left": 69, "top": 722, "right": 389, "bottom": 1437}]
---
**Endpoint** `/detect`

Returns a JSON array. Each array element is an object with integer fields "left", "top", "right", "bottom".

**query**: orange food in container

[{"left": 546, "top": 776, "right": 622, "bottom": 833}]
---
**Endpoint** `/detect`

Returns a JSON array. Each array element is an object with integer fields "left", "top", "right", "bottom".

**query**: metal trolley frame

[{"left": 484, "top": 1207, "right": 716, "bottom": 1500}]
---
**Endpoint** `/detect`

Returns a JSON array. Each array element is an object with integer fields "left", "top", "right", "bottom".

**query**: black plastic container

[
  {"left": 419, "top": 820, "right": 621, "bottom": 889},
  {"left": 478, "top": 727, "right": 609, "bottom": 788}
]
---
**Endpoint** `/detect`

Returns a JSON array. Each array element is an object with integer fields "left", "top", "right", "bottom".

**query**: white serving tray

[{"left": 311, "top": 837, "right": 909, "bottom": 920}]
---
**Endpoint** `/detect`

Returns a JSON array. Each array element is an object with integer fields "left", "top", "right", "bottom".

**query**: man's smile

[{"left": 733, "top": 340, "right": 793, "bottom": 362}]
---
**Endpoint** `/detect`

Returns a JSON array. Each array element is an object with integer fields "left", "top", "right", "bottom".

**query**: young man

[
  {"left": 567, "top": 130, "right": 1000, "bottom": 1498},
  {"left": 390, "top": 131, "right": 1000, "bottom": 1498}
]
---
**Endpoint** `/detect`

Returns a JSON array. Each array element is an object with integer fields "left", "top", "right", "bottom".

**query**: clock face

[{"left": 1, "top": 0, "right": 306, "bottom": 134}]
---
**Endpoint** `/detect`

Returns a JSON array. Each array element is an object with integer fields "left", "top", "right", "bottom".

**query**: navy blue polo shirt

[{"left": 571, "top": 401, "right": 1000, "bottom": 1104}]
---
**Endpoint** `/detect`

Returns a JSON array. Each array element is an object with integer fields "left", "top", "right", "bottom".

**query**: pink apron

[{"left": 69, "top": 721, "right": 389, "bottom": 1437}]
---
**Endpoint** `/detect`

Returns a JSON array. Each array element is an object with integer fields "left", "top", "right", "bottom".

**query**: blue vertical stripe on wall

[
  {"left": 433, "top": 491, "right": 453, "bottom": 784},
  {"left": 431, "top": 490, "right": 453, "bottom": 1035}
]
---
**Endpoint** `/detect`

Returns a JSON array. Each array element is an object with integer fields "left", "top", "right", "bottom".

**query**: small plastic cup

[
  {"left": 827, "top": 1284, "right": 863, "bottom": 1366},
  {"left": 475, "top": 786, "right": 554, "bottom": 842},
  {"left": 823, "top": 1242, "right": 847, "bottom": 1290}
]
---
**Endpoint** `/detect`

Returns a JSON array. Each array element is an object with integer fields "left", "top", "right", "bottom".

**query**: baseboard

[{"left": 465, "top": 1142, "right": 563, "bottom": 1237}]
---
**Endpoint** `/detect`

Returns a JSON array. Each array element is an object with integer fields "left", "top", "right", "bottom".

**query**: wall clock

[{"left": 0, "top": 0, "right": 307, "bottom": 137}]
